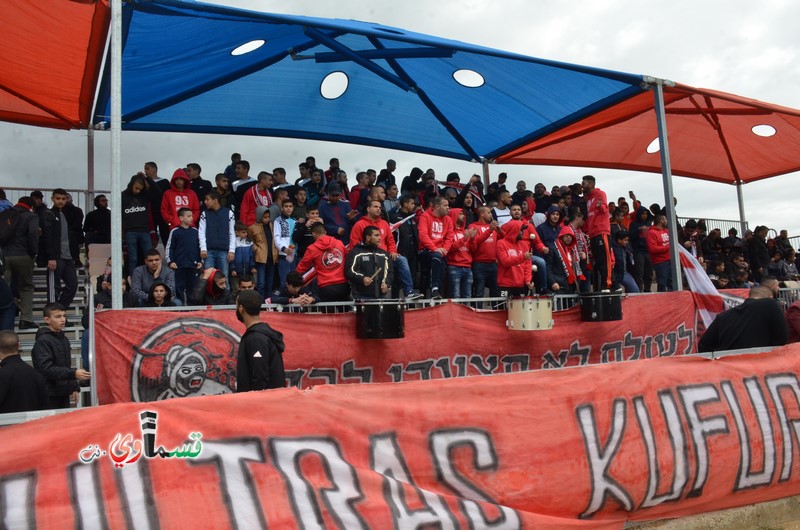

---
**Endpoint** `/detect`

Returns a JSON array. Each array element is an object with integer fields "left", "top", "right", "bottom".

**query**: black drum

[
  {"left": 355, "top": 300, "right": 405, "bottom": 339},
  {"left": 579, "top": 292, "right": 623, "bottom": 322}
]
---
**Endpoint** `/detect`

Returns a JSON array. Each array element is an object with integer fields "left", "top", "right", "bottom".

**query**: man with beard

[{"left": 235, "top": 289, "right": 285, "bottom": 392}]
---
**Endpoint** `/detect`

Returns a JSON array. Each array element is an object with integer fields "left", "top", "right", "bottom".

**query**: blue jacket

[
  {"left": 165, "top": 226, "right": 201, "bottom": 268},
  {"left": 319, "top": 200, "right": 355, "bottom": 243},
  {"left": 231, "top": 238, "right": 256, "bottom": 275}
]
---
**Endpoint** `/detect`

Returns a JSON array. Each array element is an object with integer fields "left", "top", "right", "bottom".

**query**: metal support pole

[
  {"left": 89, "top": 285, "right": 98, "bottom": 407},
  {"left": 481, "top": 159, "right": 491, "bottom": 189},
  {"left": 87, "top": 126, "right": 94, "bottom": 195},
  {"left": 110, "top": 0, "right": 123, "bottom": 309},
  {"left": 653, "top": 82, "right": 683, "bottom": 291},
  {"left": 735, "top": 180, "right": 747, "bottom": 235}
]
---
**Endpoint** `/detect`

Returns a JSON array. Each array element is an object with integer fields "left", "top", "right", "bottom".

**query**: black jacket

[
  {"left": 31, "top": 327, "right": 79, "bottom": 397},
  {"left": 0, "top": 355, "right": 50, "bottom": 413},
  {"left": 345, "top": 243, "right": 394, "bottom": 299},
  {"left": 2, "top": 206, "right": 39, "bottom": 258},
  {"left": 388, "top": 207, "right": 418, "bottom": 262},
  {"left": 237, "top": 322, "right": 285, "bottom": 392},
  {"left": 698, "top": 297, "right": 788, "bottom": 352},
  {"left": 121, "top": 186, "right": 151, "bottom": 233},
  {"left": 41, "top": 206, "right": 81, "bottom": 261}
]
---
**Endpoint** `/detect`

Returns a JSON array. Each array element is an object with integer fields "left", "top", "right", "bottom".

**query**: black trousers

[
  {"left": 47, "top": 258, "right": 78, "bottom": 310},
  {"left": 590, "top": 234, "right": 612, "bottom": 291}
]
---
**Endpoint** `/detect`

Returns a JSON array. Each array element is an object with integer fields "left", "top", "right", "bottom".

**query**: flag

[{"left": 678, "top": 245, "right": 725, "bottom": 327}]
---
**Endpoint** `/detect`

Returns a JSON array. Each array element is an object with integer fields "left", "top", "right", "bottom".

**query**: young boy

[
  {"left": 230, "top": 221, "right": 257, "bottom": 294},
  {"left": 291, "top": 204, "right": 321, "bottom": 261},
  {"left": 248, "top": 206, "right": 277, "bottom": 297},
  {"left": 32, "top": 302, "right": 91, "bottom": 409},
  {"left": 273, "top": 199, "right": 297, "bottom": 286},
  {"left": 165, "top": 207, "right": 202, "bottom": 304}
]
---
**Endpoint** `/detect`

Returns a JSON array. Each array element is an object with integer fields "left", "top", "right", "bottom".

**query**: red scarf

[
  {"left": 555, "top": 228, "right": 585, "bottom": 285},
  {"left": 251, "top": 185, "right": 272, "bottom": 207}
]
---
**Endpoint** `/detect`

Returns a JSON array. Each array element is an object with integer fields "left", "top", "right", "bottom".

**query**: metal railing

[
  {"left": 1, "top": 186, "right": 110, "bottom": 214},
  {"left": 676, "top": 215, "right": 747, "bottom": 236}
]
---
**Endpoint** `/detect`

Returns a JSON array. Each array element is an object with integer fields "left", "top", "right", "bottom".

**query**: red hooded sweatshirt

[
  {"left": 468, "top": 219, "right": 498, "bottom": 263},
  {"left": 295, "top": 235, "right": 347, "bottom": 287},
  {"left": 417, "top": 209, "right": 454, "bottom": 252},
  {"left": 584, "top": 186, "right": 610, "bottom": 237},
  {"left": 446, "top": 208, "right": 476, "bottom": 268},
  {"left": 350, "top": 216, "right": 397, "bottom": 253},
  {"left": 646, "top": 225, "right": 671, "bottom": 265},
  {"left": 496, "top": 220, "right": 533, "bottom": 288},
  {"left": 161, "top": 168, "right": 201, "bottom": 228}
]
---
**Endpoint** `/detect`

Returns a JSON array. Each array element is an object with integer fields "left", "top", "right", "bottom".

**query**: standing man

[
  {"left": 82, "top": 195, "right": 111, "bottom": 251},
  {"left": 232, "top": 160, "right": 257, "bottom": 217},
  {"left": 235, "top": 290, "right": 285, "bottom": 392},
  {"left": 646, "top": 214, "right": 672, "bottom": 292},
  {"left": 214, "top": 173, "right": 234, "bottom": 210},
  {"left": 2, "top": 197, "right": 39, "bottom": 329},
  {"left": 144, "top": 161, "right": 171, "bottom": 246},
  {"left": 186, "top": 163, "right": 213, "bottom": 211},
  {"left": 0, "top": 330, "right": 49, "bottom": 413},
  {"left": 239, "top": 171, "right": 273, "bottom": 227},
  {"left": 346, "top": 226, "right": 394, "bottom": 300},
  {"left": 41, "top": 189, "right": 79, "bottom": 317},
  {"left": 582, "top": 175, "right": 613, "bottom": 291},
  {"left": 199, "top": 191, "right": 236, "bottom": 280},
  {"left": 417, "top": 196, "right": 454, "bottom": 299},
  {"left": 469, "top": 206, "right": 500, "bottom": 298}
]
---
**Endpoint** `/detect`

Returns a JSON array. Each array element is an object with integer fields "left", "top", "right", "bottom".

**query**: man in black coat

[
  {"left": 235, "top": 290, "right": 285, "bottom": 392},
  {"left": 698, "top": 286, "right": 788, "bottom": 353},
  {"left": 0, "top": 330, "right": 49, "bottom": 413}
]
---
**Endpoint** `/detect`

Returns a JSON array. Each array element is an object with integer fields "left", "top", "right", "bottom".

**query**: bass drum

[
  {"left": 506, "top": 296, "right": 554, "bottom": 331},
  {"left": 355, "top": 300, "right": 406, "bottom": 339}
]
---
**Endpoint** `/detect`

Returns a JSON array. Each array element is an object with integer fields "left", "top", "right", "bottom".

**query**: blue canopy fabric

[{"left": 96, "top": 0, "right": 645, "bottom": 161}]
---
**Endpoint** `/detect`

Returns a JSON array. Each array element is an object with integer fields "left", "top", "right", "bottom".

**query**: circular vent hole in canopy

[
  {"left": 646, "top": 138, "right": 660, "bottom": 154},
  {"left": 231, "top": 39, "right": 265, "bottom": 56},
  {"left": 453, "top": 69, "right": 485, "bottom": 88},
  {"left": 751, "top": 124, "right": 776, "bottom": 137},
  {"left": 320, "top": 71, "right": 349, "bottom": 100}
]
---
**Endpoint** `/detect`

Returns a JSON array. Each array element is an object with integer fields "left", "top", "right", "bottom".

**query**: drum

[
  {"left": 355, "top": 300, "right": 406, "bottom": 339},
  {"left": 506, "top": 296, "right": 554, "bottom": 331},
  {"left": 579, "top": 292, "right": 623, "bottom": 322}
]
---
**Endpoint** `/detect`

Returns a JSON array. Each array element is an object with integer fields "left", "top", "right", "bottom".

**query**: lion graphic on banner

[{"left": 130, "top": 318, "right": 241, "bottom": 402}]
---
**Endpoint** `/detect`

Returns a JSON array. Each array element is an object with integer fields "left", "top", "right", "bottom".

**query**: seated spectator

[
  {"left": 131, "top": 248, "right": 177, "bottom": 306},
  {"left": 729, "top": 268, "right": 753, "bottom": 289},
  {"left": 781, "top": 249, "right": 800, "bottom": 281},
  {"left": 701, "top": 228, "right": 723, "bottom": 263},
  {"left": 0, "top": 330, "right": 49, "bottom": 413},
  {"left": 767, "top": 250, "right": 785, "bottom": 280},
  {"left": 268, "top": 271, "right": 319, "bottom": 308},
  {"left": 611, "top": 229, "right": 639, "bottom": 293},
  {"left": 145, "top": 280, "right": 176, "bottom": 308},
  {"left": 0, "top": 189, "right": 12, "bottom": 212},
  {"left": 418, "top": 197, "right": 454, "bottom": 299},
  {"left": 698, "top": 286, "right": 787, "bottom": 352},
  {"left": 294, "top": 222, "right": 349, "bottom": 302},
  {"left": 345, "top": 226, "right": 394, "bottom": 300},
  {"left": 235, "top": 273, "right": 256, "bottom": 294},
  {"left": 230, "top": 221, "right": 257, "bottom": 293},
  {"left": 192, "top": 268, "right": 235, "bottom": 305},
  {"left": 706, "top": 260, "right": 727, "bottom": 281}
]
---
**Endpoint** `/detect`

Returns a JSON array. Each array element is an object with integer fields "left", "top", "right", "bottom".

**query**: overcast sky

[{"left": 2, "top": 0, "right": 798, "bottom": 233}]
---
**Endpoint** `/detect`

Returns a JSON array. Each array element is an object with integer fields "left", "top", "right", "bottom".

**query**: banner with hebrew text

[{"left": 94, "top": 292, "right": 698, "bottom": 404}]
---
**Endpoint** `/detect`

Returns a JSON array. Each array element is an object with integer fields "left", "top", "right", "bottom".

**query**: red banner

[
  {"left": 4, "top": 345, "right": 800, "bottom": 528},
  {"left": 95, "top": 292, "right": 698, "bottom": 404}
]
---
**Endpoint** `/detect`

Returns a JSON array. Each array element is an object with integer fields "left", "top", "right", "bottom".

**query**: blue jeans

[
  {"left": 472, "top": 262, "right": 499, "bottom": 298},
  {"left": 256, "top": 262, "right": 275, "bottom": 298},
  {"left": 204, "top": 250, "right": 230, "bottom": 279},
  {"left": 621, "top": 272, "right": 640, "bottom": 293},
  {"left": 419, "top": 249, "right": 447, "bottom": 292},
  {"left": 448, "top": 266, "right": 473, "bottom": 298},
  {"left": 277, "top": 257, "right": 295, "bottom": 289},
  {"left": 125, "top": 231, "right": 152, "bottom": 277},
  {"left": 653, "top": 261, "right": 673, "bottom": 292},
  {"left": 392, "top": 255, "right": 415, "bottom": 295},
  {"left": 531, "top": 255, "right": 547, "bottom": 294}
]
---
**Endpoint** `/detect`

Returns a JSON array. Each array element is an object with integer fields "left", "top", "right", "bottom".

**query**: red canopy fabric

[
  {"left": 497, "top": 83, "right": 800, "bottom": 184},
  {"left": 0, "top": 0, "right": 109, "bottom": 129}
]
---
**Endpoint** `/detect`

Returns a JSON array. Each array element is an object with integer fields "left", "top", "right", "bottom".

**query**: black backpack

[{"left": 0, "top": 207, "right": 21, "bottom": 245}]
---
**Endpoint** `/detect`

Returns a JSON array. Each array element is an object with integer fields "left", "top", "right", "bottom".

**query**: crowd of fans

[{"left": 2, "top": 153, "right": 798, "bottom": 326}]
